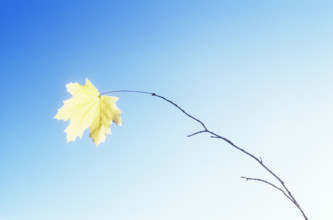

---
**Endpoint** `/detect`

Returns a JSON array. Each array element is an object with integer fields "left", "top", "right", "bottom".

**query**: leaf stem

[{"left": 100, "top": 90, "right": 153, "bottom": 96}]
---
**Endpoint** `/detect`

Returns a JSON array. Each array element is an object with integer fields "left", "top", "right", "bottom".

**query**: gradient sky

[{"left": 1, "top": 0, "right": 332, "bottom": 220}]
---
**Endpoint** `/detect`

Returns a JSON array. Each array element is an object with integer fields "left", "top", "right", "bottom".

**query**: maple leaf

[{"left": 54, "top": 79, "right": 122, "bottom": 146}]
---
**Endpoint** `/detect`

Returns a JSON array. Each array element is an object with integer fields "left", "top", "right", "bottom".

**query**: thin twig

[
  {"left": 241, "top": 176, "right": 295, "bottom": 204},
  {"left": 152, "top": 93, "right": 208, "bottom": 130},
  {"left": 101, "top": 90, "right": 308, "bottom": 220},
  {"left": 187, "top": 130, "right": 207, "bottom": 137}
]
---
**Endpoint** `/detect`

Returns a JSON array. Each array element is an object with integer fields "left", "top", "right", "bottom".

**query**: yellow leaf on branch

[{"left": 54, "top": 79, "right": 122, "bottom": 146}]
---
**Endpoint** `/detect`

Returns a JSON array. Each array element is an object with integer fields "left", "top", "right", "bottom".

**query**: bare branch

[
  {"left": 241, "top": 176, "right": 295, "bottom": 204},
  {"left": 152, "top": 93, "right": 208, "bottom": 131},
  {"left": 151, "top": 93, "right": 308, "bottom": 220},
  {"left": 101, "top": 90, "right": 308, "bottom": 220},
  {"left": 187, "top": 130, "right": 207, "bottom": 137}
]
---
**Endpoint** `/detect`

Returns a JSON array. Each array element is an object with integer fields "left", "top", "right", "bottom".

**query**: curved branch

[
  {"left": 152, "top": 93, "right": 208, "bottom": 130},
  {"left": 241, "top": 176, "right": 295, "bottom": 204},
  {"left": 101, "top": 90, "right": 308, "bottom": 220},
  {"left": 151, "top": 93, "right": 308, "bottom": 220}
]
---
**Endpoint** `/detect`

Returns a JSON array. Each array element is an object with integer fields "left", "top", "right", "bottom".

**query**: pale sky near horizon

[{"left": 1, "top": 1, "right": 332, "bottom": 219}]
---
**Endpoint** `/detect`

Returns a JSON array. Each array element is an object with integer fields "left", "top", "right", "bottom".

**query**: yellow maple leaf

[{"left": 54, "top": 79, "right": 122, "bottom": 146}]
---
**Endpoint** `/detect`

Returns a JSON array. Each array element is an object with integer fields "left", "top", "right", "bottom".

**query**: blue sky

[{"left": 1, "top": 0, "right": 332, "bottom": 219}]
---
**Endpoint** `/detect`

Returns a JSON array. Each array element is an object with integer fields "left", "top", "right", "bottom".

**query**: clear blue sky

[{"left": 1, "top": 0, "right": 332, "bottom": 219}]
